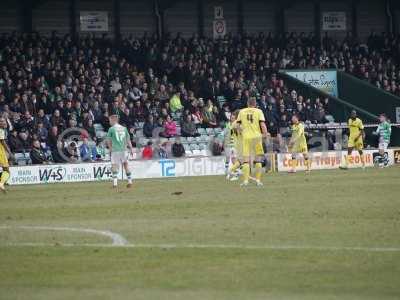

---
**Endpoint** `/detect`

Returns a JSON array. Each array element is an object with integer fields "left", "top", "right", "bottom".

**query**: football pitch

[{"left": 0, "top": 167, "right": 400, "bottom": 300}]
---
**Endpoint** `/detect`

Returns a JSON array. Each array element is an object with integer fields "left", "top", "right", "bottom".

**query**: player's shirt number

[{"left": 115, "top": 130, "right": 126, "bottom": 143}]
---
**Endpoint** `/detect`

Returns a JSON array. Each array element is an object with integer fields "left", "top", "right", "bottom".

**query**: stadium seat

[
  {"left": 190, "top": 144, "right": 199, "bottom": 151},
  {"left": 202, "top": 135, "right": 212, "bottom": 142},
  {"left": 199, "top": 135, "right": 207, "bottom": 142},
  {"left": 206, "top": 128, "right": 214, "bottom": 134},
  {"left": 217, "top": 96, "right": 226, "bottom": 105},
  {"left": 136, "top": 129, "right": 144, "bottom": 137},
  {"left": 136, "top": 137, "right": 144, "bottom": 147},
  {"left": 94, "top": 123, "right": 104, "bottom": 132},
  {"left": 325, "top": 115, "right": 335, "bottom": 123},
  {"left": 201, "top": 149, "right": 209, "bottom": 156},
  {"left": 141, "top": 138, "right": 150, "bottom": 146},
  {"left": 14, "top": 152, "right": 31, "bottom": 166},
  {"left": 96, "top": 131, "right": 107, "bottom": 139},
  {"left": 192, "top": 149, "right": 201, "bottom": 156},
  {"left": 198, "top": 143, "right": 208, "bottom": 150},
  {"left": 214, "top": 128, "right": 222, "bottom": 134},
  {"left": 198, "top": 128, "right": 206, "bottom": 135}
]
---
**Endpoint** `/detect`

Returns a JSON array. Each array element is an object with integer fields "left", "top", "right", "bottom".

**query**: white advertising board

[
  {"left": 322, "top": 12, "right": 346, "bottom": 31},
  {"left": 80, "top": 11, "right": 109, "bottom": 32},
  {"left": 284, "top": 70, "right": 338, "bottom": 97},
  {"left": 9, "top": 156, "right": 226, "bottom": 185}
]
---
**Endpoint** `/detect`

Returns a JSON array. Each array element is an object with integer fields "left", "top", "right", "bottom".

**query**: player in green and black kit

[
  {"left": 106, "top": 115, "right": 134, "bottom": 188},
  {"left": 374, "top": 113, "right": 391, "bottom": 167}
]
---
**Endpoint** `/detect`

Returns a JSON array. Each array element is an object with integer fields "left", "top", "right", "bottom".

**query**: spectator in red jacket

[{"left": 142, "top": 141, "right": 153, "bottom": 159}]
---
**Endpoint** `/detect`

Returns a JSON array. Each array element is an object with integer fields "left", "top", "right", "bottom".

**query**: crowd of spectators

[
  {"left": 0, "top": 30, "right": 397, "bottom": 164},
  {"left": 321, "top": 31, "right": 400, "bottom": 94}
]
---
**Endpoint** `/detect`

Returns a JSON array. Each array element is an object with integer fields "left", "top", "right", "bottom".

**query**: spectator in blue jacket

[
  {"left": 143, "top": 115, "right": 156, "bottom": 138},
  {"left": 79, "top": 137, "right": 95, "bottom": 162}
]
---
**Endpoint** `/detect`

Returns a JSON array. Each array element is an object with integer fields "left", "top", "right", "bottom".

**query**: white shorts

[
  {"left": 379, "top": 142, "right": 388, "bottom": 151},
  {"left": 111, "top": 151, "right": 128, "bottom": 165}
]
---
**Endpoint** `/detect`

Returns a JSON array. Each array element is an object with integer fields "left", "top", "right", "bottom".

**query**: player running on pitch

[
  {"left": 0, "top": 117, "right": 11, "bottom": 192},
  {"left": 106, "top": 115, "right": 134, "bottom": 188},
  {"left": 288, "top": 114, "right": 311, "bottom": 173},
  {"left": 340, "top": 110, "right": 365, "bottom": 169},
  {"left": 373, "top": 113, "right": 391, "bottom": 167},
  {"left": 225, "top": 111, "right": 242, "bottom": 181},
  {"left": 236, "top": 97, "right": 269, "bottom": 187}
]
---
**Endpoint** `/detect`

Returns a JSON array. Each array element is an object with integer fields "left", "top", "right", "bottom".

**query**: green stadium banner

[
  {"left": 279, "top": 70, "right": 378, "bottom": 123},
  {"left": 279, "top": 70, "right": 400, "bottom": 147},
  {"left": 337, "top": 72, "right": 400, "bottom": 146}
]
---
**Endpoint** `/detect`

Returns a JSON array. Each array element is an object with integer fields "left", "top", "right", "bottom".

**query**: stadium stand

[{"left": 0, "top": 30, "right": 398, "bottom": 164}]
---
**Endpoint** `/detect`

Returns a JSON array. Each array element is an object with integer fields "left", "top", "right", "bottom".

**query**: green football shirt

[
  {"left": 107, "top": 124, "right": 130, "bottom": 152},
  {"left": 376, "top": 121, "right": 391, "bottom": 143}
]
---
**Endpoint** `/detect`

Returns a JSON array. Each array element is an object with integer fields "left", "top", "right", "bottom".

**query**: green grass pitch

[{"left": 0, "top": 167, "right": 400, "bottom": 299}]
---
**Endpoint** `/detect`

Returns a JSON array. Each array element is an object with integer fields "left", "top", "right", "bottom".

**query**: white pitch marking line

[
  {"left": 1, "top": 242, "right": 400, "bottom": 252},
  {"left": 1, "top": 226, "right": 399, "bottom": 252},
  {"left": 130, "top": 243, "right": 400, "bottom": 252},
  {"left": 0, "top": 225, "right": 128, "bottom": 246}
]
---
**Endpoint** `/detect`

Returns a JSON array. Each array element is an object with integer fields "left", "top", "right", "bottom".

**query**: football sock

[
  {"left": 360, "top": 153, "right": 365, "bottom": 167},
  {"left": 305, "top": 158, "right": 311, "bottom": 171},
  {"left": 112, "top": 171, "right": 118, "bottom": 186},
  {"left": 255, "top": 162, "right": 263, "bottom": 181},
  {"left": 242, "top": 162, "right": 250, "bottom": 183},
  {"left": 225, "top": 160, "right": 229, "bottom": 173},
  {"left": 291, "top": 159, "right": 297, "bottom": 172},
  {"left": 0, "top": 171, "right": 10, "bottom": 185},
  {"left": 344, "top": 155, "right": 349, "bottom": 167},
  {"left": 126, "top": 172, "right": 132, "bottom": 184},
  {"left": 229, "top": 161, "right": 241, "bottom": 174}
]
